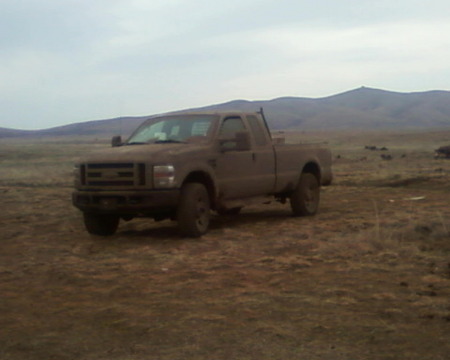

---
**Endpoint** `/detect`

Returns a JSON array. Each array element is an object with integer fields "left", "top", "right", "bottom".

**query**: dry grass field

[{"left": 1, "top": 129, "right": 450, "bottom": 360}]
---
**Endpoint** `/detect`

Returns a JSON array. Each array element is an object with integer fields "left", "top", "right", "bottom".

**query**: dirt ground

[{"left": 1, "top": 130, "right": 450, "bottom": 360}]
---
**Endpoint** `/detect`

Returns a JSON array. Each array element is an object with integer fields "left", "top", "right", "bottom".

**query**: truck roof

[{"left": 153, "top": 110, "right": 261, "bottom": 117}]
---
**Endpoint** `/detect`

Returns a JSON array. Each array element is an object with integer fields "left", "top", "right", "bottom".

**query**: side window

[
  {"left": 246, "top": 115, "right": 268, "bottom": 146},
  {"left": 219, "top": 117, "right": 246, "bottom": 138},
  {"left": 191, "top": 121, "right": 211, "bottom": 136}
]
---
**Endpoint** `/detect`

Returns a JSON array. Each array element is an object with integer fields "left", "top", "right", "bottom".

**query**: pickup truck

[{"left": 72, "top": 110, "right": 332, "bottom": 237}]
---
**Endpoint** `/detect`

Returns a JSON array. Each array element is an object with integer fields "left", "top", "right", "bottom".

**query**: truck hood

[{"left": 80, "top": 143, "right": 209, "bottom": 164}]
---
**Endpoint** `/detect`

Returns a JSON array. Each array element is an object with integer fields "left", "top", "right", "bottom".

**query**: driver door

[{"left": 215, "top": 116, "right": 255, "bottom": 199}]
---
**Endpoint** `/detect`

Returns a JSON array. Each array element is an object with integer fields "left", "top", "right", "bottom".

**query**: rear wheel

[
  {"left": 83, "top": 213, "right": 120, "bottom": 236},
  {"left": 177, "top": 183, "right": 211, "bottom": 237},
  {"left": 290, "top": 173, "right": 320, "bottom": 216}
]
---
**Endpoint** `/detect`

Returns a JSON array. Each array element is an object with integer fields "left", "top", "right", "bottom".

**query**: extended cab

[{"left": 72, "top": 111, "right": 332, "bottom": 237}]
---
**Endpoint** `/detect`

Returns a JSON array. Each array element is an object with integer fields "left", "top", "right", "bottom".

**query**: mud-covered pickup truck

[{"left": 72, "top": 110, "right": 332, "bottom": 237}]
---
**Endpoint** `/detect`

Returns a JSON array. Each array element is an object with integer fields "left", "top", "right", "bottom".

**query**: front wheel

[
  {"left": 177, "top": 183, "right": 211, "bottom": 237},
  {"left": 83, "top": 213, "right": 120, "bottom": 236},
  {"left": 290, "top": 173, "right": 320, "bottom": 216}
]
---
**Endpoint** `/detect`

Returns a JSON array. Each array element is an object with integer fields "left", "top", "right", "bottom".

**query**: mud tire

[
  {"left": 290, "top": 173, "right": 320, "bottom": 216},
  {"left": 177, "top": 183, "right": 211, "bottom": 237},
  {"left": 83, "top": 213, "right": 120, "bottom": 236}
]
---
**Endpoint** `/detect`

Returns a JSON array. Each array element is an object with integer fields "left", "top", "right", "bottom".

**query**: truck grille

[{"left": 81, "top": 163, "right": 146, "bottom": 187}]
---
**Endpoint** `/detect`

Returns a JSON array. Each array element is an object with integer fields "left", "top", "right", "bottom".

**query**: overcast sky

[{"left": 1, "top": 0, "right": 450, "bottom": 130}]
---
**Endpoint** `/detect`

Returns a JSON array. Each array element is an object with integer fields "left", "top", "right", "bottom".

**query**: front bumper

[{"left": 72, "top": 189, "right": 180, "bottom": 215}]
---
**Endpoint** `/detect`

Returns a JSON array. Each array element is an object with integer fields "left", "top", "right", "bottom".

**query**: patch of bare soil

[{"left": 1, "top": 181, "right": 449, "bottom": 360}]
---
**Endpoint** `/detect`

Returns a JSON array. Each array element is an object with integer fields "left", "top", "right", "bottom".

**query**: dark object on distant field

[
  {"left": 381, "top": 154, "right": 393, "bottom": 160},
  {"left": 365, "top": 145, "right": 388, "bottom": 151},
  {"left": 435, "top": 145, "right": 450, "bottom": 159}
]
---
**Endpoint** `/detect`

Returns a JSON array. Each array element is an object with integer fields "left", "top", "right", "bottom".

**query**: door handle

[{"left": 252, "top": 153, "right": 256, "bottom": 161}]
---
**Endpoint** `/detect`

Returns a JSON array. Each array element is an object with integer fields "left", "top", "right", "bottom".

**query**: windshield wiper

[
  {"left": 154, "top": 139, "right": 186, "bottom": 144},
  {"left": 125, "top": 142, "right": 148, "bottom": 146},
  {"left": 125, "top": 139, "right": 186, "bottom": 145}
]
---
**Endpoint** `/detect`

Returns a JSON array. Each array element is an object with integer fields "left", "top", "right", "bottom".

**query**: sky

[{"left": 1, "top": 0, "right": 450, "bottom": 130}]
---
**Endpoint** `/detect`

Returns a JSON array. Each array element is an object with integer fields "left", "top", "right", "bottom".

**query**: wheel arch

[
  {"left": 301, "top": 161, "right": 321, "bottom": 182},
  {"left": 181, "top": 171, "right": 217, "bottom": 209}
]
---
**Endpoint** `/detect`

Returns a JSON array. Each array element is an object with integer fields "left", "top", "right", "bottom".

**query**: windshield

[{"left": 126, "top": 115, "right": 217, "bottom": 144}]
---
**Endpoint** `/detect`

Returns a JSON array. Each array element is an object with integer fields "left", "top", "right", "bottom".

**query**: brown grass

[{"left": 1, "top": 130, "right": 450, "bottom": 360}]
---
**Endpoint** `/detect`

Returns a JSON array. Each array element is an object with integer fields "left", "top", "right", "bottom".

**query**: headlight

[{"left": 153, "top": 165, "right": 176, "bottom": 188}]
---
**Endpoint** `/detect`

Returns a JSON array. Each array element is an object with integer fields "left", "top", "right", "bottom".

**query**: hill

[
  {"left": 0, "top": 117, "right": 147, "bottom": 139},
  {"left": 1, "top": 87, "right": 450, "bottom": 138}
]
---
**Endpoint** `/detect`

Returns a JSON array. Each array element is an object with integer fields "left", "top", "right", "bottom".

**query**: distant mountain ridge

[{"left": 2, "top": 87, "right": 450, "bottom": 138}]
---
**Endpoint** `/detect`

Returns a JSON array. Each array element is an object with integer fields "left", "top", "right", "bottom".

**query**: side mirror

[
  {"left": 111, "top": 135, "right": 123, "bottom": 147},
  {"left": 219, "top": 131, "right": 251, "bottom": 152},
  {"left": 234, "top": 131, "right": 251, "bottom": 151}
]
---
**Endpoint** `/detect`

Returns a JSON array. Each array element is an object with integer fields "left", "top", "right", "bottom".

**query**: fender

[{"left": 176, "top": 160, "right": 219, "bottom": 208}]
